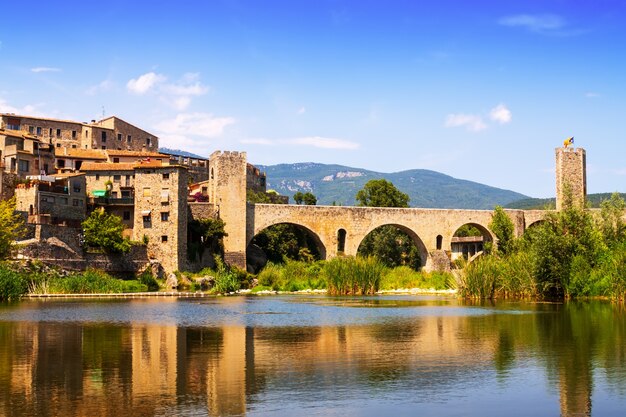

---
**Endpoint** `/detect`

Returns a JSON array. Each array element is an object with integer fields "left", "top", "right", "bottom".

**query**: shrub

[
  {"left": 0, "top": 265, "right": 27, "bottom": 301},
  {"left": 137, "top": 269, "right": 160, "bottom": 292},
  {"left": 82, "top": 209, "right": 131, "bottom": 253},
  {"left": 325, "top": 256, "right": 383, "bottom": 295}
]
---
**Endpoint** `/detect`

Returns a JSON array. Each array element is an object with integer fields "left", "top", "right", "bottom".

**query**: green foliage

[
  {"left": 293, "top": 191, "right": 303, "bottom": 204},
  {"left": 379, "top": 266, "right": 453, "bottom": 290},
  {"left": 325, "top": 256, "right": 384, "bottom": 295},
  {"left": 358, "top": 225, "right": 421, "bottom": 269},
  {"left": 251, "top": 223, "right": 321, "bottom": 264},
  {"left": 211, "top": 256, "right": 242, "bottom": 294},
  {"left": 188, "top": 218, "right": 227, "bottom": 262},
  {"left": 356, "top": 179, "right": 410, "bottom": 208},
  {"left": 454, "top": 224, "right": 482, "bottom": 237},
  {"left": 137, "top": 269, "right": 160, "bottom": 292},
  {"left": 48, "top": 269, "right": 147, "bottom": 294},
  {"left": 82, "top": 209, "right": 131, "bottom": 253},
  {"left": 257, "top": 260, "right": 325, "bottom": 291},
  {"left": 0, "top": 198, "right": 25, "bottom": 260},
  {"left": 0, "top": 264, "right": 27, "bottom": 301},
  {"left": 302, "top": 192, "right": 317, "bottom": 205},
  {"left": 599, "top": 192, "right": 626, "bottom": 245},
  {"left": 490, "top": 206, "right": 515, "bottom": 255}
]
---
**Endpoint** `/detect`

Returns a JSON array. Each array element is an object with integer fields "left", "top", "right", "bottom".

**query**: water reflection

[{"left": 0, "top": 297, "right": 625, "bottom": 416}]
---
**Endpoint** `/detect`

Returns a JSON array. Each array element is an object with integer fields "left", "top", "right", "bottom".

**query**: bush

[
  {"left": 380, "top": 266, "right": 453, "bottom": 290},
  {"left": 325, "top": 256, "right": 383, "bottom": 295},
  {"left": 82, "top": 209, "right": 131, "bottom": 254},
  {"left": 48, "top": 269, "right": 147, "bottom": 294},
  {"left": 137, "top": 269, "right": 160, "bottom": 292},
  {"left": 0, "top": 265, "right": 27, "bottom": 301}
]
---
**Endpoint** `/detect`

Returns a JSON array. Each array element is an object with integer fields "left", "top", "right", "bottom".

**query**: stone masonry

[{"left": 555, "top": 147, "right": 586, "bottom": 210}]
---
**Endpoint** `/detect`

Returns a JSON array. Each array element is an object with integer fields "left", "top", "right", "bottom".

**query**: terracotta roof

[
  {"left": 106, "top": 150, "right": 168, "bottom": 158},
  {"left": 0, "top": 128, "right": 39, "bottom": 140},
  {"left": 54, "top": 172, "right": 85, "bottom": 178},
  {"left": 80, "top": 162, "right": 137, "bottom": 172},
  {"left": 1, "top": 113, "right": 86, "bottom": 126},
  {"left": 54, "top": 148, "right": 107, "bottom": 160}
]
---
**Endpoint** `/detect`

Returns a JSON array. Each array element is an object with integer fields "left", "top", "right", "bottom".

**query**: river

[{"left": 1, "top": 295, "right": 625, "bottom": 416}]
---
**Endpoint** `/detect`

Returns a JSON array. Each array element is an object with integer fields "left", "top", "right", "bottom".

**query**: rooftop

[{"left": 54, "top": 148, "right": 107, "bottom": 160}]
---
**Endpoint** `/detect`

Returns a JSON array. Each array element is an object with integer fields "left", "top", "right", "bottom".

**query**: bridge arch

[
  {"left": 356, "top": 223, "right": 429, "bottom": 269},
  {"left": 246, "top": 222, "right": 327, "bottom": 271},
  {"left": 451, "top": 222, "right": 494, "bottom": 261}
]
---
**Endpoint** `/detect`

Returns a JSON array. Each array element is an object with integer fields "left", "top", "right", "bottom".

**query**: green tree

[
  {"left": 355, "top": 179, "right": 420, "bottom": 269},
  {"left": 82, "top": 209, "right": 131, "bottom": 253},
  {"left": 599, "top": 192, "right": 626, "bottom": 245},
  {"left": 302, "top": 192, "right": 317, "bottom": 205},
  {"left": 0, "top": 197, "right": 25, "bottom": 260},
  {"left": 490, "top": 206, "right": 515, "bottom": 255},
  {"left": 293, "top": 192, "right": 304, "bottom": 204},
  {"left": 356, "top": 179, "right": 410, "bottom": 208},
  {"left": 188, "top": 218, "right": 227, "bottom": 262}
]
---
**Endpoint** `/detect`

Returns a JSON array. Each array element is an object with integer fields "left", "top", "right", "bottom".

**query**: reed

[
  {"left": 324, "top": 256, "right": 383, "bottom": 295},
  {"left": 257, "top": 260, "right": 325, "bottom": 292},
  {"left": 379, "top": 266, "right": 454, "bottom": 291}
]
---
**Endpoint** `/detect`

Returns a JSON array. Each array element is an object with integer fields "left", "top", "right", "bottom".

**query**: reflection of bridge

[
  {"left": 248, "top": 204, "right": 546, "bottom": 270},
  {"left": 203, "top": 148, "right": 586, "bottom": 270}
]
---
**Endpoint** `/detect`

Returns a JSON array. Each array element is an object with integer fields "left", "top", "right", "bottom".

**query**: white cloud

[
  {"left": 154, "top": 112, "right": 235, "bottom": 138},
  {"left": 85, "top": 79, "right": 115, "bottom": 95},
  {"left": 489, "top": 104, "right": 512, "bottom": 124},
  {"left": 241, "top": 136, "right": 360, "bottom": 150},
  {"left": 31, "top": 67, "right": 62, "bottom": 73},
  {"left": 445, "top": 113, "right": 487, "bottom": 132},
  {"left": 127, "top": 71, "right": 209, "bottom": 110},
  {"left": 126, "top": 72, "right": 166, "bottom": 94},
  {"left": 498, "top": 14, "right": 565, "bottom": 33},
  {"left": 297, "top": 106, "right": 306, "bottom": 115},
  {"left": 0, "top": 98, "right": 46, "bottom": 116}
]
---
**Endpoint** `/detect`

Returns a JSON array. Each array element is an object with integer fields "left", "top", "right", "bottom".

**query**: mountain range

[{"left": 256, "top": 162, "right": 529, "bottom": 210}]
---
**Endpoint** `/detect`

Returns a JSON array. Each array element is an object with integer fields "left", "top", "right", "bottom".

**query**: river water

[{"left": 0, "top": 295, "right": 625, "bottom": 416}]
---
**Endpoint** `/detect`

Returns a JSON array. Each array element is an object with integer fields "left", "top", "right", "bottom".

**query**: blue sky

[{"left": 2, "top": 0, "right": 626, "bottom": 198}]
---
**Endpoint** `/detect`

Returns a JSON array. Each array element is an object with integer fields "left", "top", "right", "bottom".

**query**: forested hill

[
  {"left": 255, "top": 162, "right": 528, "bottom": 209},
  {"left": 505, "top": 193, "right": 626, "bottom": 210}
]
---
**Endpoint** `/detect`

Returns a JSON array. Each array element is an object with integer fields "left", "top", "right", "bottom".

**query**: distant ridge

[
  {"left": 256, "top": 162, "right": 528, "bottom": 210},
  {"left": 159, "top": 147, "right": 205, "bottom": 159},
  {"left": 505, "top": 193, "right": 626, "bottom": 210}
]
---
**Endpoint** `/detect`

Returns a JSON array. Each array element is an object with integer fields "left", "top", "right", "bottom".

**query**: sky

[{"left": 2, "top": 0, "right": 626, "bottom": 198}]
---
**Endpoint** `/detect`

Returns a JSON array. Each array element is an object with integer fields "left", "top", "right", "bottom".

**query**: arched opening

[
  {"left": 337, "top": 229, "right": 346, "bottom": 254},
  {"left": 357, "top": 224, "right": 427, "bottom": 270},
  {"left": 436, "top": 235, "right": 443, "bottom": 250},
  {"left": 247, "top": 223, "right": 326, "bottom": 273},
  {"left": 451, "top": 223, "right": 493, "bottom": 262}
]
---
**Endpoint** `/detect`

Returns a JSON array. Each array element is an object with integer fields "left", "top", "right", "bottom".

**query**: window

[
  {"left": 101, "top": 131, "right": 107, "bottom": 142},
  {"left": 41, "top": 196, "right": 55, "bottom": 203},
  {"left": 57, "top": 160, "right": 66, "bottom": 168},
  {"left": 18, "top": 160, "right": 29, "bottom": 172},
  {"left": 60, "top": 197, "right": 68, "bottom": 205},
  {"left": 85, "top": 130, "right": 88, "bottom": 138},
  {"left": 113, "top": 157, "right": 119, "bottom": 163},
  {"left": 123, "top": 211, "right": 131, "bottom": 220},
  {"left": 121, "top": 190, "right": 131, "bottom": 198},
  {"left": 71, "top": 144, "right": 77, "bottom": 149},
  {"left": 161, "top": 212, "right": 169, "bottom": 221},
  {"left": 101, "top": 146, "right": 106, "bottom": 150},
  {"left": 28, "top": 126, "right": 34, "bottom": 134},
  {"left": 143, "top": 187, "right": 152, "bottom": 197},
  {"left": 56, "top": 129, "right": 61, "bottom": 137},
  {"left": 49, "top": 128, "right": 53, "bottom": 136},
  {"left": 142, "top": 214, "right": 151, "bottom": 222},
  {"left": 111, "top": 191, "right": 118, "bottom": 198},
  {"left": 127, "top": 135, "right": 131, "bottom": 143},
  {"left": 161, "top": 235, "right": 168, "bottom": 243},
  {"left": 95, "top": 174, "right": 100, "bottom": 181},
  {"left": 117, "top": 133, "right": 122, "bottom": 141},
  {"left": 72, "top": 182, "right": 81, "bottom": 193},
  {"left": 56, "top": 143, "right": 61, "bottom": 148},
  {"left": 36, "top": 127, "right": 42, "bottom": 135},
  {"left": 73, "top": 199, "right": 83, "bottom": 207},
  {"left": 7, "top": 118, "right": 20, "bottom": 130},
  {"left": 146, "top": 137, "right": 151, "bottom": 147},
  {"left": 113, "top": 175, "right": 121, "bottom": 182},
  {"left": 201, "top": 186, "right": 208, "bottom": 194},
  {"left": 72, "top": 130, "right": 76, "bottom": 139},
  {"left": 161, "top": 188, "right": 169, "bottom": 202},
  {"left": 436, "top": 235, "right": 443, "bottom": 250},
  {"left": 162, "top": 173, "right": 169, "bottom": 180}
]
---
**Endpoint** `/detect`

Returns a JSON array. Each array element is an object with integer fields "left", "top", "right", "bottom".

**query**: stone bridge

[{"left": 243, "top": 204, "right": 546, "bottom": 270}]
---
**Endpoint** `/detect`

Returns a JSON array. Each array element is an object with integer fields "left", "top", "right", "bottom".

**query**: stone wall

[
  {"left": 133, "top": 165, "right": 188, "bottom": 273},
  {"left": 555, "top": 147, "right": 586, "bottom": 210},
  {"left": 3, "top": 115, "right": 85, "bottom": 148},
  {"left": 188, "top": 202, "right": 218, "bottom": 220},
  {"left": 92, "top": 117, "right": 159, "bottom": 151},
  {"left": 0, "top": 170, "right": 16, "bottom": 200}
]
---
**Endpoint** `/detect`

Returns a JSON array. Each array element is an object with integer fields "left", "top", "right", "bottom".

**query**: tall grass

[
  {"left": 0, "top": 265, "right": 27, "bottom": 301},
  {"left": 325, "top": 256, "right": 384, "bottom": 295},
  {"left": 256, "top": 260, "right": 325, "bottom": 292},
  {"left": 379, "top": 266, "right": 454, "bottom": 291},
  {"left": 49, "top": 269, "right": 147, "bottom": 294}
]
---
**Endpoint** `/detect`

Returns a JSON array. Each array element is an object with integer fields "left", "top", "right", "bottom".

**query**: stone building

[
  {"left": 555, "top": 147, "right": 586, "bottom": 210},
  {"left": 0, "top": 113, "right": 158, "bottom": 152},
  {"left": 0, "top": 129, "right": 55, "bottom": 177},
  {"left": 14, "top": 173, "right": 86, "bottom": 226},
  {"left": 132, "top": 165, "right": 188, "bottom": 273},
  {"left": 160, "top": 150, "right": 209, "bottom": 183},
  {"left": 54, "top": 148, "right": 108, "bottom": 172}
]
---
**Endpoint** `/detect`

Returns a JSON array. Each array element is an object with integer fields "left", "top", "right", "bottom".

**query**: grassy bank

[
  {"left": 254, "top": 258, "right": 455, "bottom": 294},
  {"left": 459, "top": 194, "right": 626, "bottom": 300},
  {"left": 0, "top": 262, "right": 159, "bottom": 301}
]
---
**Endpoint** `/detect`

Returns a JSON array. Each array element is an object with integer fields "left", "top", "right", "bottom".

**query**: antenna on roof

[{"left": 102, "top": 105, "right": 105, "bottom": 119}]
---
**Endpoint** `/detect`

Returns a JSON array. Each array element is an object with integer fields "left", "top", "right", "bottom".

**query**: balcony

[{"left": 92, "top": 197, "right": 134, "bottom": 206}]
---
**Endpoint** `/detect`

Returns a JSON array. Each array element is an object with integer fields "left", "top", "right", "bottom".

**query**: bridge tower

[
  {"left": 208, "top": 151, "right": 248, "bottom": 268},
  {"left": 555, "top": 147, "right": 586, "bottom": 211}
]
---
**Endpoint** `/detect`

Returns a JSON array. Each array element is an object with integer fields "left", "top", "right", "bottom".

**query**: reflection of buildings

[{"left": 0, "top": 302, "right": 612, "bottom": 417}]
